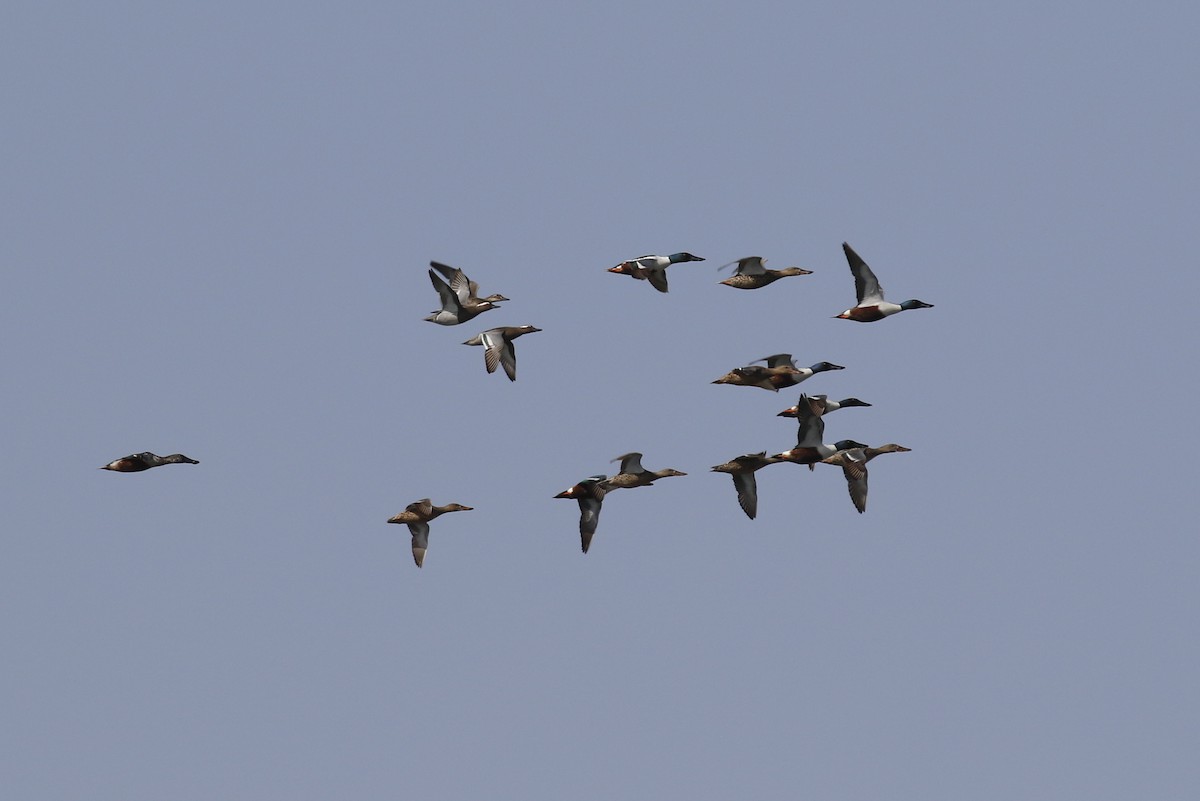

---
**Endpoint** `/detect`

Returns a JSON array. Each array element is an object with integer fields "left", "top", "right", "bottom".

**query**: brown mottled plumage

[
  {"left": 387, "top": 499, "right": 473, "bottom": 567},
  {"left": 603, "top": 452, "right": 687, "bottom": 489},
  {"left": 718, "top": 256, "right": 812, "bottom": 289}
]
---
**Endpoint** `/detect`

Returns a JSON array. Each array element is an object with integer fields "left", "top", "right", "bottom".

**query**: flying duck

[
  {"left": 712, "top": 355, "right": 844, "bottom": 392},
  {"left": 462, "top": 325, "right": 542, "bottom": 381},
  {"left": 835, "top": 242, "right": 933, "bottom": 322},
  {"left": 819, "top": 444, "right": 912, "bottom": 513},
  {"left": 710, "top": 452, "right": 782, "bottom": 520},
  {"left": 607, "top": 252, "right": 705, "bottom": 293},
  {"left": 387, "top": 499, "right": 474, "bottom": 567},
  {"left": 424, "top": 267, "right": 501, "bottom": 326},
  {"left": 554, "top": 475, "right": 608, "bottom": 554},
  {"left": 101, "top": 452, "right": 199, "bottom": 472},
  {"left": 429, "top": 261, "right": 509, "bottom": 305},
  {"left": 718, "top": 256, "right": 812, "bottom": 289},
  {"left": 603, "top": 452, "right": 687, "bottom": 490}
]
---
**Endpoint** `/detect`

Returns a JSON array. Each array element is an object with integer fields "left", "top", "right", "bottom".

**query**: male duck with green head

[
  {"left": 835, "top": 242, "right": 933, "bottom": 322},
  {"left": 608, "top": 252, "right": 704, "bottom": 293}
]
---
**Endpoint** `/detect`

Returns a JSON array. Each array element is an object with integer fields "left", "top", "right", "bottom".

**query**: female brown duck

[{"left": 387, "top": 499, "right": 474, "bottom": 567}]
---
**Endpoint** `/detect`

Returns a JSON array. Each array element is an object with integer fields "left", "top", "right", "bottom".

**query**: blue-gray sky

[{"left": 3, "top": 2, "right": 1197, "bottom": 798}]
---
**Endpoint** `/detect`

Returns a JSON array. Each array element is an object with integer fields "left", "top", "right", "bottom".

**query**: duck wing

[
  {"left": 645, "top": 268, "right": 669, "bottom": 293},
  {"left": 842, "top": 243, "right": 884, "bottom": 305},
  {"left": 794, "top": 393, "right": 828, "bottom": 419},
  {"left": 731, "top": 471, "right": 759, "bottom": 520},
  {"left": 498, "top": 338, "right": 518, "bottom": 381},
  {"left": 755, "top": 353, "right": 796, "bottom": 369},
  {"left": 408, "top": 521, "right": 430, "bottom": 567},
  {"left": 840, "top": 455, "right": 868, "bottom": 513},
  {"left": 406, "top": 498, "right": 434, "bottom": 519},
  {"left": 430, "top": 261, "right": 473, "bottom": 302},
  {"left": 428, "top": 269, "right": 464, "bottom": 312},
  {"left": 578, "top": 495, "right": 602, "bottom": 553},
  {"left": 794, "top": 411, "right": 825, "bottom": 448},
  {"left": 611, "top": 452, "right": 645, "bottom": 474},
  {"left": 476, "top": 330, "right": 505, "bottom": 375},
  {"left": 837, "top": 451, "right": 870, "bottom": 513}
]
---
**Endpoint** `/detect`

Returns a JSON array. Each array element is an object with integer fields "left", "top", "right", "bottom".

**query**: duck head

[{"left": 653, "top": 468, "right": 688, "bottom": 479}]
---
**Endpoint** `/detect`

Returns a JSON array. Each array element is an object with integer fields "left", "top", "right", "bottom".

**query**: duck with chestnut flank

[
  {"left": 608, "top": 252, "right": 705, "bottom": 293},
  {"left": 835, "top": 242, "right": 933, "bottom": 322},
  {"left": 712, "top": 354, "right": 844, "bottom": 392}
]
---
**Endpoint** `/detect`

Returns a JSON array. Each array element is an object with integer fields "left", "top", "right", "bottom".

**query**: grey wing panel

[{"left": 408, "top": 522, "right": 430, "bottom": 567}]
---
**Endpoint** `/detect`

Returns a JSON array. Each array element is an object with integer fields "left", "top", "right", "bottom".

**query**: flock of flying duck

[{"left": 101, "top": 243, "right": 932, "bottom": 567}]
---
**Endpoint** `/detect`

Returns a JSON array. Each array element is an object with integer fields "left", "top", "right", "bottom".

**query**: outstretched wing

[
  {"left": 428, "top": 269, "right": 462, "bottom": 312},
  {"left": 842, "top": 242, "right": 884, "bottom": 305},
  {"left": 408, "top": 521, "right": 430, "bottom": 567},
  {"left": 838, "top": 450, "right": 870, "bottom": 513},
  {"left": 479, "top": 330, "right": 503, "bottom": 374},
  {"left": 430, "top": 261, "right": 472, "bottom": 302},
  {"left": 645, "top": 268, "right": 669, "bottom": 293},
  {"left": 731, "top": 471, "right": 759, "bottom": 520},
  {"left": 578, "top": 496, "right": 602, "bottom": 553},
  {"left": 794, "top": 410, "right": 825, "bottom": 448},
  {"left": 499, "top": 339, "right": 518, "bottom": 381}
]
